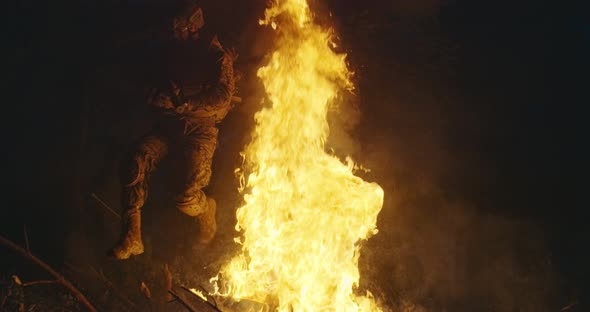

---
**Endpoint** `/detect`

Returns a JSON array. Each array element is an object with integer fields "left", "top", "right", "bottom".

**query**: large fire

[{"left": 214, "top": 0, "right": 384, "bottom": 310}]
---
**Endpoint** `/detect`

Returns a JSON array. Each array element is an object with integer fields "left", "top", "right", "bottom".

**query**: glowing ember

[{"left": 214, "top": 0, "right": 384, "bottom": 310}]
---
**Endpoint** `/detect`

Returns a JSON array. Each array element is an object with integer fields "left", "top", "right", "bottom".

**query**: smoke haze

[{"left": 3, "top": 0, "right": 585, "bottom": 311}]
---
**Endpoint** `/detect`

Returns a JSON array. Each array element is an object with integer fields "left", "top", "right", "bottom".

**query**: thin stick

[
  {"left": 23, "top": 280, "right": 59, "bottom": 287},
  {"left": 23, "top": 225, "right": 30, "bottom": 254},
  {"left": 91, "top": 193, "right": 121, "bottom": 219},
  {"left": 0, "top": 235, "right": 97, "bottom": 312},
  {"left": 168, "top": 290, "right": 197, "bottom": 312}
]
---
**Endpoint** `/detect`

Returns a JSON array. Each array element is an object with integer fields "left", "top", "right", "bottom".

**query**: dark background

[{"left": 3, "top": 0, "right": 588, "bottom": 311}]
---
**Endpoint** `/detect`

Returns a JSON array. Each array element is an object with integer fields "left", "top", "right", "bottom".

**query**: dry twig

[
  {"left": 91, "top": 192, "right": 121, "bottom": 219},
  {"left": 0, "top": 235, "right": 97, "bottom": 312},
  {"left": 22, "top": 225, "right": 30, "bottom": 253}
]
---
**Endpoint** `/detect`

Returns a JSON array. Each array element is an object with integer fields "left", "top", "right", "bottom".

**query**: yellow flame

[
  {"left": 216, "top": 1, "right": 384, "bottom": 311},
  {"left": 189, "top": 288, "right": 208, "bottom": 302}
]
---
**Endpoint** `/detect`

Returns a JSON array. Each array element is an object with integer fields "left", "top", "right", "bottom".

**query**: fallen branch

[{"left": 0, "top": 235, "right": 97, "bottom": 312}]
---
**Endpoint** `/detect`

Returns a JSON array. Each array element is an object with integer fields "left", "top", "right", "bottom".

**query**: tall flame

[{"left": 216, "top": 0, "right": 384, "bottom": 310}]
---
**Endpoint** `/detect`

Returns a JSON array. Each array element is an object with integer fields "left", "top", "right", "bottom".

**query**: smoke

[
  {"left": 322, "top": 2, "right": 563, "bottom": 311},
  {"left": 324, "top": 87, "right": 560, "bottom": 311},
  {"left": 327, "top": 93, "right": 561, "bottom": 311},
  {"left": 361, "top": 143, "right": 559, "bottom": 311}
]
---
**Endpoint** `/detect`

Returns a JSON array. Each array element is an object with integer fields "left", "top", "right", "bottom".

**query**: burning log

[{"left": 0, "top": 235, "right": 97, "bottom": 312}]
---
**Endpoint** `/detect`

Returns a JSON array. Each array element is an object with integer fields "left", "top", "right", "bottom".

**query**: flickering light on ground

[{"left": 214, "top": 1, "right": 384, "bottom": 310}]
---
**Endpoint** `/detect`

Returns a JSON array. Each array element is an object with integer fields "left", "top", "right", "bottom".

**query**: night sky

[{"left": 3, "top": 0, "right": 589, "bottom": 311}]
